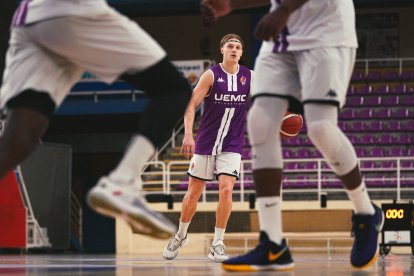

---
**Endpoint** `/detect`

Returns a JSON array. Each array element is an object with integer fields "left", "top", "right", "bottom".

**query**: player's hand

[
  {"left": 181, "top": 133, "right": 195, "bottom": 159},
  {"left": 200, "top": 0, "right": 232, "bottom": 25},
  {"left": 254, "top": 7, "right": 290, "bottom": 41}
]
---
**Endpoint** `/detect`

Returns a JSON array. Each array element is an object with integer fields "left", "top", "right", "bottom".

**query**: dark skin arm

[{"left": 201, "top": 0, "right": 309, "bottom": 40}]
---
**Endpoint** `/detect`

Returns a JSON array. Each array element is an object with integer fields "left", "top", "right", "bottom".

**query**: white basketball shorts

[
  {"left": 0, "top": 9, "right": 166, "bottom": 110},
  {"left": 187, "top": 152, "right": 242, "bottom": 181},
  {"left": 252, "top": 44, "right": 356, "bottom": 108}
]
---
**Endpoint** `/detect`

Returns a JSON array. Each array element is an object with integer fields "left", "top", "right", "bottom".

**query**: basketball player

[
  {"left": 202, "top": 0, "right": 384, "bottom": 271},
  {"left": 0, "top": 0, "right": 193, "bottom": 239},
  {"left": 163, "top": 34, "right": 252, "bottom": 262}
]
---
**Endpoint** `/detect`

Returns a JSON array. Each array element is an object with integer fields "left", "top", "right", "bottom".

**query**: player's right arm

[
  {"left": 181, "top": 70, "right": 213, "bottom": 159},
  {"left": 201, "top": 0, "right": 269, "bottom": 23}
]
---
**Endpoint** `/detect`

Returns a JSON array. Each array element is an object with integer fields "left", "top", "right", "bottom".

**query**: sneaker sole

[
  {"left": 88, "top": 193, "right": 173, "bottom": 239},
  {"left": 162, "top": 238, "right": 189, "bottom": 260},
  {"left": 222, "top": 263, "right": 294, "bottom": 272},
  {"left": 208, "top": 252, "right": 228, "bottom": 263}
]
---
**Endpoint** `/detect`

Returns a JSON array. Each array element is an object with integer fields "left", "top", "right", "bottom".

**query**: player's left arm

[{"left": 254, "top": 0, "right": 309, "bottom": 41}]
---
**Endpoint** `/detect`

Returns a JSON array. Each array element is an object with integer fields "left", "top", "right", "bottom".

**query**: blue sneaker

[
  {"left": 351, "top": 203, "right": 384, "bottom": 269},
  {"left": 222, "top": 231, "right": 294, "bottom": 272}
]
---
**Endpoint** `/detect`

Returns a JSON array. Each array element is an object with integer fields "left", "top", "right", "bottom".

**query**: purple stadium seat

[
  {"left": 365, "top": 96, "right": 381, "bottom": 106},
  {"left": 382, "top": 96, "right": 399, "bottom": 106},
  {"left": 284, "top": 162, "right": 299, "bottom": 170},
  {"left": 304, "top": 162, "right": 317, "bottom": 170},
  {"left": 382, "top": 70, "right": 399, "bottom": 81},
  {"left": 351, "top": 71, "right": 365, "bottom": 82},
  {"left": 373, "top": 85, "right": 389, "bottom": 94},
  {"left": 355, "top": 85, "right": 372, "bottom": 94},
  {"left": 282, "top": 149, "right": 293, "bottom": 159},
  {"left": 392, "top": 108, "right": 409, "bottom": 118},
  {"left": 368, "top": 148, "right": 386, "bottom": 157},
  {"left": 346, "top": 96, "right": 363, "bottom": 107},
  {"left": 389, "top": 147, "right": 405, "bottom": 156},
  {"left": 366, "top": 121, "right": 383, "bottom": 131},
  {"left": 383, "top": 121, "right": 400, "bottom": 131},
  {"left": 346, "top": 134, "right": 358, "bottom": 144},
  {"left": 349, "top": 121, "right": 365, "bottom": 132},
  {"left": 389, "top": 84, "right": 406, "bottom": 94},
  {"left": 347, "top": 85, "right": 356, "bottom": 95},
  {"left": 381, "top": 160, "right": 397, "bottom": 168},
  {"left": 355, "top": 148, "right": 366, "bottom": 157},
  {"left": 309, "top": 149, "right": 322, "bottom": 158},
  {"left": 295, "top": 148, "right": 310, "bottom": 158},
  {"left": 300, "top": 137, "right": 312, "bottom": 146},
  {"left": 401, "top": 160, "right": 414, "bottom": 168},
  {"left": 356, "top": 108, "right": 373, "bottom": 119},
  {"left": 378, "top": 134, "right": 394, "bottom": 144},
  {"left": 396, "top": 134, "right": 412, "bottom": 145},
  {"left": 400, "top": 95, "right": 414, "bottom": 106},
  {"left": 359, "top": 134, "right": 374, "bottom": 145},
  {"left": 340, "top": 109, "right": 355, "bottom": 120},
  {"left": 373, "top": 108, "right": 390, "bottom": 119},
  {"left": 403, "top": 121, "right": 414, "bottom": 131},
  {"left": 400, "top": 70, "right": 414, "bottom": 81},
  {"left": 366, "top": 71, "right": 381, "bottom": 81},
  {"left": 408, "top": 147, "right": 414, "bottom": 156},
  {"left": 401, "top": 176, "right": 414, "bottom": 188},
  {"left": 242, "top": 148, "right": 251, "bottom": 159},
  {"left": 360, "top": 160, "right": 375, "bottom": 168},
  {"left": 338, "top": 121, "right": 348, "bottom": 131}
]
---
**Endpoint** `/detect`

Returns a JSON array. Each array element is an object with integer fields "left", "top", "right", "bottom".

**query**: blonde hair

[{"left": 220, "top": 34, "right": 244, "bottom": 48}]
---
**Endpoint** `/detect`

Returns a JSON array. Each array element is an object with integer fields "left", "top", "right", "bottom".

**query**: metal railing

[{"left": 141, "top": 156, "right": 414, "bottom": 203}]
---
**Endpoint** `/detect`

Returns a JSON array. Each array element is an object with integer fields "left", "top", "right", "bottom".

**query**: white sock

[
  {"left": 177, "top": 220, "right": 190, "bottom": 239},
  {"left": 346, "top": 182, "right": 375, "bottom": 215},
  {"left": 213, "top": 227, "right": 226, "bottom": 244},
  {"left": 109, "top": 135, "right": 155, "bottom": 184},
  {"left": 257, "top": 196, "right": 283, "bottom": 244}
]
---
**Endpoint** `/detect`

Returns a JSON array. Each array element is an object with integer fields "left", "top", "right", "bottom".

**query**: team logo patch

[
  {"left": 232, "top": 170, "right": 238, "bottom": 176},
  {"left": 240, "top": 76, "right": 246, "bottom": 86},
  {"left": 217, "top": 77, "right": 225, "bottom": 83}
]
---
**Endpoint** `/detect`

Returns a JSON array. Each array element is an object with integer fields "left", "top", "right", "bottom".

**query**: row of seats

[
  {"left": 345, "top": 95, "right": 414, "bottom": 107},
  {"left": 351, "top": 69, "right": 414, "bottom": 82},
  {"left": 242, "top": 146, "right": 413, "bottom": 160},
  {"left": 340, "top": 107, "right": 413, "bottom": 119},
  {"left": 174, "top": 176, "right": 414, "bottom": 191},
  {"left": 348, "top": 84, "right": 413, "bottom": 95}
]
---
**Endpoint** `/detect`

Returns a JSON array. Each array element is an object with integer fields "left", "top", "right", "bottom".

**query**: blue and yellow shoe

[
  {"left": 351, "top": 203, "right": 384, "bottom": 269},
  {"left": 222, "top": 231, "right": 294, "bottom": 272}
]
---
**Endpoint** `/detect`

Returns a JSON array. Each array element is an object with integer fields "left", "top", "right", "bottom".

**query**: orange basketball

[{"left": 280, "top": 112, "right": 303, "bottom": 139}]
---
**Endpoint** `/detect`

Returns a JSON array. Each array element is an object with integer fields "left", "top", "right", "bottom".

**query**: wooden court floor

[{"left": 0, "top": 253, "right": 412, "bottom": 275}]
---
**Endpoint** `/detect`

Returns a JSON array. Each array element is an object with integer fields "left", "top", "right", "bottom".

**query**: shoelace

[
  {"left": 213, "top": 243, "right": 226, "bottom": 255},
  {"left": 167, "top": 237, "right": 182, "bottom": 251}
]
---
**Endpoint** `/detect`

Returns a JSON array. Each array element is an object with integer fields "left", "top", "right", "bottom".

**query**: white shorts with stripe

[
  {"left": 0, "top": 9, "right": 166, "bottom": 109},
  {"left": 187, "top": 153, "right": 241, "bottom": 181},
  {"left": 252, "top": 45, "right": 356, "bottom": 108}
]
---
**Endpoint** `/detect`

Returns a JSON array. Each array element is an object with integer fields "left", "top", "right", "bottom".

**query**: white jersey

[
  {"left": 262, "top": 0, "right": 358, "bottom": 53},
  {"left": 12, "top": 0, "right": 111, "bottom": 26}
]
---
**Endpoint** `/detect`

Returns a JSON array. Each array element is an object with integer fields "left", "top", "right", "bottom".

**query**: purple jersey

[{"left": 195, "top": 64, "right": 252, "bottom": 155}]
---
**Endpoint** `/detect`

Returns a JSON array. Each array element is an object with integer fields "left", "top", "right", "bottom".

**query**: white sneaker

[
  {"left": 208, "top": 240, "right": 229, "bottom": 262},
  {"left": 87, "top": 177, "right": 176, "bottom": 239},
  {"left": 162, "top": 234, "right": 189, "bottom": 260}
]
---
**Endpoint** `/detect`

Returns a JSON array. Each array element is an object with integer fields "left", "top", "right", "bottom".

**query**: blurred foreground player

[
  {"left": 0, "top": 0, "right": 192, "bottom": 239},
  {"left": 202, "top": 0, "right": 384, "bottom": 271}
]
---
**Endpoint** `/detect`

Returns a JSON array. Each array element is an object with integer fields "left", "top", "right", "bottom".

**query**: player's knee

[
  {"left": 307, "top": 121, "right": 340, "bottom": 156},
  {"left": 247, "top": 104, "right": 273, "bottom": 146},
  {"left": 121, "top": 56, "right": 192, "bottom": 98},
  {"left": 219, "top": 186, "right": 233, "bottom": 201}
]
